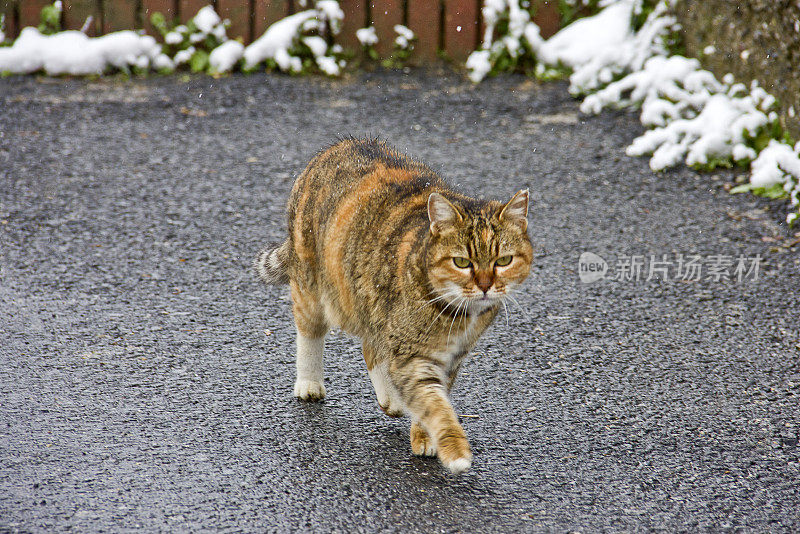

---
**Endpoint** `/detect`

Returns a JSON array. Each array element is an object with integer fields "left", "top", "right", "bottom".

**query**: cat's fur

[{"left": 255, "top": 138, "right": 533, "bottom": 474}]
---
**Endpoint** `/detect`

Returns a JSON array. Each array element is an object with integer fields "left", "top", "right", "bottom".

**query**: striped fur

[
  {"left": 254, "top": 241, "right": 290, "bottom": 285},
  {"left": 256, "top": 138, "right": 533, "bottom": 474}
]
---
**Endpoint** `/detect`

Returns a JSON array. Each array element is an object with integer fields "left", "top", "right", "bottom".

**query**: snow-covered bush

[
  {"left": 0, "top": 26, "right": 164, "bottom": 75},
  {"left": 732, "top": 141, "right": 800, "bottom": 225},
  {"left": 243, "top": 1, "right": 345, "bottom": 76},
  {"left": 356, "top": 26, "right": 380, "bottom": 60},
  {"left": 469, "top": 0, "right": 800, "bottom": 224},
  {"left": 354, "top": 23, "right": 415, "bottom": 67},
  {"left": 466, "top": 0, "right": 542, "bottom": 82},
  {"left": 393, "top": 25, "right": 415, "bottom": 56},
  {"left": 150, "top": 6, "right": 232, "bottom": 73},
  {"left": 624, "top": 75, "right": 782, "bottom": 171}
]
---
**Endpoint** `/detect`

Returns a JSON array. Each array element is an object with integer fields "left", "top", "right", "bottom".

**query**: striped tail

[{"left": 254, "top": 240, "right": 290, "bottom": 285}]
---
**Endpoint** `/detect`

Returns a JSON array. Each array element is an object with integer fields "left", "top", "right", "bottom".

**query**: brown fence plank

[
  {"left": 217, "top": 0, "right": 249, "bottom": 41},
  {"left": 141, "top": 0, "right": 175, "bottom": 39},
  {"left": 407, "top": 0, "right": 440, "bottom": 62},
  {"left": 337, "top": 0, "right": 366, "bottom": 53},
  {"left": 19, "top": 0, "right": 53, "bottom": 30},
  {"left": 532, "top": 0, "right": 560, "bottom": 39},
  {"left": 253, "top": 0, "right": 289, "bottom": 39},
  {"left": 102, "top": 0, "right": 138, "bottom": 33},
  {"left": 1, "top": 0, "right": 17, "bottom": 39},
  {"left": 63, "top": 0, "right": 102, "bottom": 35},
  {"left": 443, "top": 0, "right": 477, "bottom": 62},
  {"left": 370, "top": 0, "right": 402, "bottom": 57},
  {"left": 178, "top": 0, "right": 206, "bottom": 23}
]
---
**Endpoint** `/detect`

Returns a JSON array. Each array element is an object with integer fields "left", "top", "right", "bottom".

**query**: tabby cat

[{"left": 255, "top": 138, "right": 532, "bottom": 474}]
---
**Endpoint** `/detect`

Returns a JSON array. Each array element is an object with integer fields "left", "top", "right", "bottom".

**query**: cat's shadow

[{"left": 290, "top": 399, "right": 502, "bottom": 496}]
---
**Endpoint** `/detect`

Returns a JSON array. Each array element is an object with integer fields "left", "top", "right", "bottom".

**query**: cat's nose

[{"left": 475, "top": 273, "right": 493, "bottom": 294}]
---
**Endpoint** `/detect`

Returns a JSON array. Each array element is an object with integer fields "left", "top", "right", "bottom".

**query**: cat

[{"left": 255, "top": 138, "right": 533, "bottom": 474}]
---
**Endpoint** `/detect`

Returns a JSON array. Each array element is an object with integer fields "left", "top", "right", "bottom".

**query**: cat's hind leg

[
  {"left": 291, "top": 282, "right": 328, "bottom": 401},
  {"left": 363, "top": 343, "right": 404, "bottom": 417}
]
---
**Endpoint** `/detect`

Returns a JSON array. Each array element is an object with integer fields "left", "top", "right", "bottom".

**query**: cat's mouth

[{"left": 464, "top": 291, "right": 504, "bottom": 313}]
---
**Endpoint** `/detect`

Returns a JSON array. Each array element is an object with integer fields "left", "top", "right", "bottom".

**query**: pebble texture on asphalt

[{"left": 1, "top": 71, "right": 798, "bottom": 532}]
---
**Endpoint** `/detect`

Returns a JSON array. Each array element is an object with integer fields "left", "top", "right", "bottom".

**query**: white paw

[
  {"left": 294, "top": 379, "right": 326, "bottom": 401},
  {"left": 444, "top": 456, "right": 472, "bottom": 475}
]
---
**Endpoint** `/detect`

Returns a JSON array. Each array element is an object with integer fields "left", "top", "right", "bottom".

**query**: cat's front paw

[
  {"left": 438, "top": 434, "right": 472, "bottom": 474},
  {"left": 294, "top": 379, "right": 326, "bottom": 401},
  {"left": 410, "top": 422, "right": 437, "bottom": 456},
  {"left": 443, "top": 456, "right": 472, "bottom": 474}
]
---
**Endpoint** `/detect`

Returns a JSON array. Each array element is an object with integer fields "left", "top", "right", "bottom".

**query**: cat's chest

[{"left": 431, "top": 314, "right": 480, "bottom": 364}]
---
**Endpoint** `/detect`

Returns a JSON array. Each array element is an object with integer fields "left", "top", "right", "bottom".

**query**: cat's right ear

[{"left": 427, "top": 193, "right": 462, "bottom": 235}]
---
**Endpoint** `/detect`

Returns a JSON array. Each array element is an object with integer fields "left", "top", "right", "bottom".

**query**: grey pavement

[{"left": 1, "top": 70, "right": 798, "bottom": 532}]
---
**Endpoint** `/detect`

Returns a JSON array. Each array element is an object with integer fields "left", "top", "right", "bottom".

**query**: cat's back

[
  {"left": 287, "top": 138, "right": 442, "bottom": 260},
  {"left": 286, "top": 138, "right": 442, "bottom": 333}
]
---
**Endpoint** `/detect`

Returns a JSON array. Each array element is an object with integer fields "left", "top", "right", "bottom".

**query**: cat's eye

[
  {"left": 453, "top": 257, "right": 472, "bottom": 269},
  {"left": 495, "top": 255, "right": 513, "bottom": 267}
]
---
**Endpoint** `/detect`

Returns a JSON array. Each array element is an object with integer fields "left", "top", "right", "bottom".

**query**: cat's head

[{"left": 426, "top": 190, "right": 533, "bottom": 314}]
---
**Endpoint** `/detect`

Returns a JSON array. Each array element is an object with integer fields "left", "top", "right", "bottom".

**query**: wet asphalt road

[{"left": 1, "top": 69, "right": 799, "bottom": 532}]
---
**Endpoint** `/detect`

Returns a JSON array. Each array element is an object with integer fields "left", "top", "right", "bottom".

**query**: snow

[
  {"left": 534, "top": 0, "right": 632, "bottom": 68},
  {"left": 209, "top": 40, "right": 244, "bottom": 73},
  {"left": 466, "top": 50, "right": 491, "bottom": 83},
  {"left": 152, "top": 53, "right": 174, "bottom": 71},
  {"left": 356, "top": 26, "right": 378, "bottom": 46},
  {"left": 468, "top": 0, "right": 534, "bottom": 80},
  {"left": 243, "top": 11, "right": 316, "bottom": 71},
  {"left": 750, "top": 141, "right": 800, "bottom": 188},
  {"left": 173, "top": 47, "right": 195, "bottom": 65},
  {"left": 316, "top": 0, "right": 344, "bottom": 32},
  {"left": 0, "top": 27, "right": 161, "bottom": 75},
  {"left": 193, "top": 6, "right": 222, "bottom": 34},
  {"left": 464, "top": 0, "right": 800, "bottom": 222},
  {"left": 165, "top": 31, "right": 183, "bottom": 45},
  {"left": 509, "top": 0, "right": 799, "bottom": 222},
  {"left": 243, "top": 5, "right": 341, "bottom": 75},
  {"left": 302, "top": 35, "right": 328, "bottom": 57},
  {"left": 626, "top": 92, "right": 770, "bottom": 170},
  {"left": 316, "top": 55, "right": 340, "bottom": 76},
  {"left": 394, "top": 25, "right": 414, "bottom": 49}
]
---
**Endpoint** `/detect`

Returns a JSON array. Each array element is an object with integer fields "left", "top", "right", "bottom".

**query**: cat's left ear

[{"left": 499, "top": 189, "right": 529, "bottom": 231}]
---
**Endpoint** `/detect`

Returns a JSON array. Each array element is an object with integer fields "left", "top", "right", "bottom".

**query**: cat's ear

[
  {"left": 499, "top": 189, "right": 529, "bottom": 231},
  {"left": 427, "top": 193, "right": 462, "bottom": 235}
]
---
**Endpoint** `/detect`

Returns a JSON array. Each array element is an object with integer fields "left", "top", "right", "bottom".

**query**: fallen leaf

[{"left": 180, "top": 106, "right": 207, "bottom": 117}]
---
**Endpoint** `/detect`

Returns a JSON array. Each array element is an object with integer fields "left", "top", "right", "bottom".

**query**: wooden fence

[{"left": 0, "top": 1, "right": 563, "bottom": 62}]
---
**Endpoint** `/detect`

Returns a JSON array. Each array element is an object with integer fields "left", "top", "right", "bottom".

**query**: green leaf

[
  {"left": 150, "top": 12, "right": 169, "bottom": 37},
  {"left": 189, "top": 50, "right": 209, "bottom": 73},
  {"left": 730, "top": 184, "right": 756, "bottom": 194},
  {"left": 731, "top": 182, "right": 788, "bottom": 199},
  {"left": 38, "top": 2, "right": 62, "bottom": 35}
]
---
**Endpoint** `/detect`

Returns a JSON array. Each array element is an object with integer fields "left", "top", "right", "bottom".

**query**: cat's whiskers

[
  {"left": 501, "top": 299, "right": 510, "bottom": 327},
  {"left": 413, "top": 292, "right": 450, "bottom": 314},
  {"left": 447, "top": 297, "right": 468, "bottom": 345},
  {"left": 506, "top": 293, "right": 529, "bottom": 318},
  {"left": 423, "top": 292, "right": 461, "bottom": 337}
]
